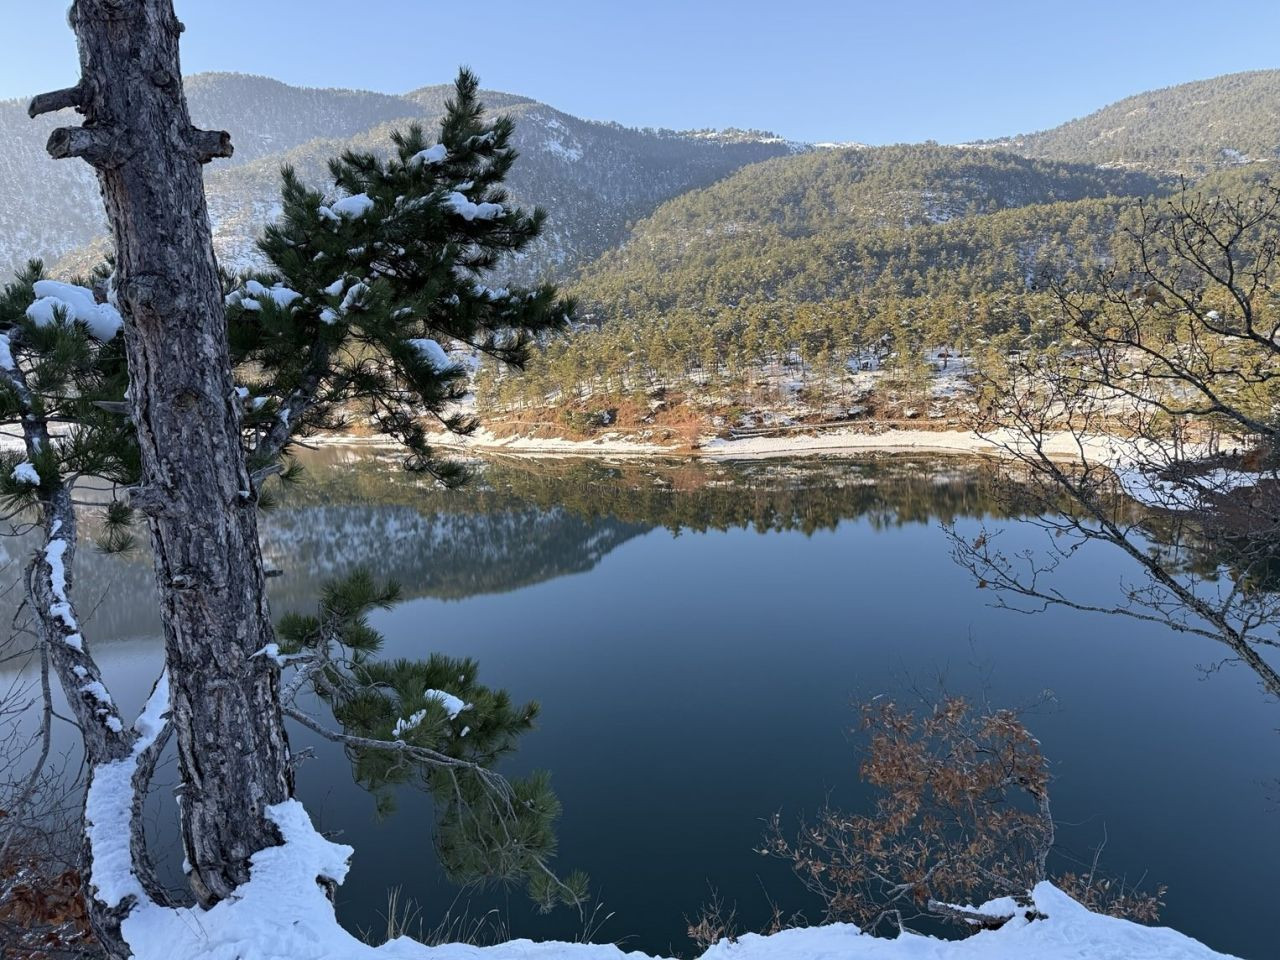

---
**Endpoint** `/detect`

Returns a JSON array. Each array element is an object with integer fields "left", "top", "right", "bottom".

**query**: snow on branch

[
  {"left": 0, "top": 331, "right": 131, "bottom": 755},
  {"left": 84, "top": 672, "right": 172, "bottom": 909},
  {"left": 26, "top": 279, "right": 124, "bottom": 341}
]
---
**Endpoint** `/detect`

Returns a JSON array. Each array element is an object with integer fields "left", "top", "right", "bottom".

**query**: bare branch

[{"left": 28, "top": 82, "right": 86, "bottom": 118}]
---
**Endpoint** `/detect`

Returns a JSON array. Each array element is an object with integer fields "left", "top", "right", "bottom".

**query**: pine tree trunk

[{"left": 35, "top": 0, "right": 293, "bottom": 905}]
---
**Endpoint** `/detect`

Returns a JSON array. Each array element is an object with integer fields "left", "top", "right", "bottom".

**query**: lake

[{"left": 17, "top": 449, "right": 1277, "bottom": 959}]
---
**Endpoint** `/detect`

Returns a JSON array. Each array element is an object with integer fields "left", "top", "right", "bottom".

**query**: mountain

[
  {"left": 0, "top": 74, "right": 416, "bottom": 281},
  {"left": 0, "top": 73, "right": 796, "bottom": 282},
  {"left": 571, "top": 144, "right": 1170, "bottom": 314},
  {"left": 990, "top": 70, "right": 1280, "bottom": 174},
  {"left": 9, "top": 69, "right": 1276, "bottom": 308},
  {"left": 197, "top": 83, "right": 799, "bottom": 283}
]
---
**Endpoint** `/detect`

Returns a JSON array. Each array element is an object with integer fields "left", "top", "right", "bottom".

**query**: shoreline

[
  {"left": 0, "top": 418, "right": 1120, "bottom": 465},
  {"left": 311, "top": 424, "right": 1120, "bottom": 465}
]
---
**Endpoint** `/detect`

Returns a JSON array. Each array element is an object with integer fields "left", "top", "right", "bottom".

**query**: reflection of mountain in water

[
  {"left": 0, "top": 451, "right": 1016, "bottom": 648},
  {"left": 262, "top": 504, "right": 646, "bottom": 609},
  {"left": 0, "top": 533, "right": 160, "bottom": 646}
]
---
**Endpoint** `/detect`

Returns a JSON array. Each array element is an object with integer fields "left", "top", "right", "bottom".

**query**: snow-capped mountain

[{"left": 0, "top": 73, "right": 796, "bottom": 283}]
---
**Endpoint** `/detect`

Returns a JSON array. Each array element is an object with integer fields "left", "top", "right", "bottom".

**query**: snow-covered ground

[
  {"left": 393, "top": 423, "right": 1122, "bottom": 464},
  {"left": 697, "top": 426, "right": 1117, "bottom": 462},
  {"left": 111, "top": 800, "right": 1235, "bottom": 960}
]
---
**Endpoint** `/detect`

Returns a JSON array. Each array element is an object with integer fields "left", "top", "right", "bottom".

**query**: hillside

[
  {"left": 0, "top": 73, "right": 795, "bottom": 282},
  {"left": 623, "top": 144, "right": 1164, "bottom": 237},
  {"left": 0, "top": 73, "right": 416, "bottom": 280},
  {"left": 486, "top": 154, "right": 1271, "bottom": 424},
  {"left": 992, "top": 70, "right": 1280, "bottom": 174},
  {"left": 196, "top": 87, "right": 797, "bottom": 283},
  {"left": 571, "top": 145, "right": 1171, "bottom": 315}
]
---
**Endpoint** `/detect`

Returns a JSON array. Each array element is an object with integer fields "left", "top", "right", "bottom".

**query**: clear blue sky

[{"left": 3, "top": 1, "right": 1278, "bottom": 144}]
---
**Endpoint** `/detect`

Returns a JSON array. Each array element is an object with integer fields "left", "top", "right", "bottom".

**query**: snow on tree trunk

[{"left": 34, "top": 0, "right": 293, "bottom": 905}]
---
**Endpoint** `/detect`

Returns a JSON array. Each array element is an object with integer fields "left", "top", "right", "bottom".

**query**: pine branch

[{"left": 0, "top": 336, "right": 131, "bottom": 760}]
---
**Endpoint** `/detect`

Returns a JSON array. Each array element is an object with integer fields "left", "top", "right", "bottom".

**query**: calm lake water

[{"left": 19, "top": 449, "right": 1277, "bottom": 958}]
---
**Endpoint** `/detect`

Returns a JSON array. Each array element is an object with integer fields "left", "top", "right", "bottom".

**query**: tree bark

[{"left": 35, "top": 0, "right": 293, "bottom": 905}]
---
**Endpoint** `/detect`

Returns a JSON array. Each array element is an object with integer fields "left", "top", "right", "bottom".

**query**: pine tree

[
  {"left": 6, "top": 55, "right": 579, "bottom": 953},
  {"left": 228, "top": 68, "right": 572, "bottom": 486}
]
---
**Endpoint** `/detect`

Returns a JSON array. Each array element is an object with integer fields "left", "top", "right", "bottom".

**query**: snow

[
  {"left": 266, "top": 285, "right": 302, "bottom": 308},
  {"left": 684, "top": 887, "right": 1234, "bottom": 957},
  {"left": 543, "top": 138, "right": 584, "bottom": 163},
  {"left": 697, "top": 427, "right": 1120, "bottom": 463},
  {"left": 1113, "top": 466, "right": 1264, "bottom": 511},
  {"left": 79, "top": 679, "right": 114, "bottom": 708},
  {"left": 392, "top": 709, "right": 427, "bottom": 737},
  {"left": 951, "top": 897, "right": 1021, "bottom": 920},
  {"left": 407, "top": 424, "right": 1135, "bottom": 464},
  {"left": 323, "top": 278, "right": 347, "bottom": 297},
  {"left": 11, "top": 461, "right": 39, "bottom": 485},
  {"left": 340, "top": 282, "right": 369, "bottom": 312},
  {"left": 260, "top": 422, "right": 1172, "bottom": 474},
  {"left": 473, "top": 284, "right": 510, "bottom": 301},
  {"left": 26, "top": 280, "right": 123, "bottom": 341},
  {"left": 44, "top": 525, "right": 80, "bottom": 634},
  {"left": 412, "top": 144, "right": 448, "bottom": 166},
  {"left": 240, "top": 281, "right": 301, "bottom": 309},
  {"left": 109, "top": 798, "right": 1236, "bottom": 960},
  {"left": 444, "top": 191, "right": 505, "bottom": 221},
  {"left": 250, "top": 643, "right": 289, "bottom": 667},
  {"left": 408, "top": 338, "right": 454, "bottom": 372},
  {"left": 424, "top": 688, "right": 470, "bottom": 719},
  {"left": 319, "top": 307, "right": 341, "bottom": 325},
  {"left": 0, "top": 333, "right": 14, "bottom": 371},
  {"left": 84, "top": 672, "right": 170, "bottom": 909},
  {"left": 331, "top": 193, "right": 375, "bottom": 219},
  {"left": 80, "top": 679, "right": 124, "bottom": 732}
]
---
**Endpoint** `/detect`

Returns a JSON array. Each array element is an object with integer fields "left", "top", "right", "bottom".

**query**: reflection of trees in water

[
  {"left": 0, "top": 452, "right": 1092, "bottom": 647},
  {"left": 475, "top": 456, "right": 1023, "bottom": 534},
  {"left": 1137, "top": 501, "right": 1280, "bottom": 596}
]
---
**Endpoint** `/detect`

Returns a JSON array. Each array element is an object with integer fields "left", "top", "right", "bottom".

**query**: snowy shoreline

[
  {"left": 117, "top": 799, "right": 1242, "bottom": 960},
  {"left": 311, "top": 423, "right": 1120, "bottom": 465}
]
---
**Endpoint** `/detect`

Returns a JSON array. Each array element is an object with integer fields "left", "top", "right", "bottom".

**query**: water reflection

[
  {"left": 1, "top": 450, "right": 1273, "bottom": 959},
  {"left": 1, "top": 452, "right": 1027, "bottom": 643}
]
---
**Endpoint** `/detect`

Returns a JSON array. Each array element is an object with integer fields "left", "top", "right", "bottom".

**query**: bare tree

[
  {"left": 761, "top": 696, "right": 1162, "bottom": 937},
  {"left": 0, "top": 592, "right": 97, "bottom": 957},
  {"left": 953, "top": 180, "right": 1280, "bottom": 700}
]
